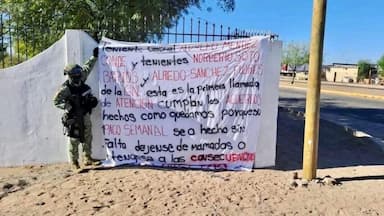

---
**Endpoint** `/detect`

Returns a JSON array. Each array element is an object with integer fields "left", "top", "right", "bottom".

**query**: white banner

[{"left": 99, "top": 36, "right": 271, "bottom": 170}]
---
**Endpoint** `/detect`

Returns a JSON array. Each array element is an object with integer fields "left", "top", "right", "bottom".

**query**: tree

[
  {"left": 282, "top": 42, "right": 309, "bottom": 69},
  {"left": 357, "top": 60, "right": 371, "bottom": 79},
  {"left": 377, "top": 55, "right": 384, "bottom": 77},
  {"left": 0, "top": 0, "right": 235, "bottom": 58},
  {"left": 0, "top": 43, "right": 6, "bottom": 62}
]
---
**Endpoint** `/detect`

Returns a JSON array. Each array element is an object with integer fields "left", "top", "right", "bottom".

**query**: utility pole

[{"left": 302, "top": 0, "right": 327, "bottom": 180}]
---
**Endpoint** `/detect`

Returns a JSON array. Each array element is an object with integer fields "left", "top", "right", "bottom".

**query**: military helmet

[{"left": 64, "top": 64, "right": 82, "bottom": 77}]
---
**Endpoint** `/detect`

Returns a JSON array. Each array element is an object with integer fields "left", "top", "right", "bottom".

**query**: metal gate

[{"left": 0, "top": 14, "right": 277, "bottom": 68}]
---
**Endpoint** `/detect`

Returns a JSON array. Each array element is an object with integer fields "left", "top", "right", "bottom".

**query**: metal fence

[{"left": 0, "top": 14, "right": 277, "bottom": 69}]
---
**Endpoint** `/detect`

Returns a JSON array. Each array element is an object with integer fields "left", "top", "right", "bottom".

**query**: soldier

[{"left": 54, "top": 47, "right": 99, "bottom": 170}]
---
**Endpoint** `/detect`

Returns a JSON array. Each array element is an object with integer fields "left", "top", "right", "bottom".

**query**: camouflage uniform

[{"left": 53, "top": 56, "right": 97, "bottom": 168}]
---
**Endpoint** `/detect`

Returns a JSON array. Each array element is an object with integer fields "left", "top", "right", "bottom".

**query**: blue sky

[{"left": 184, "top": 0, "right": 384, "bottom": 65}]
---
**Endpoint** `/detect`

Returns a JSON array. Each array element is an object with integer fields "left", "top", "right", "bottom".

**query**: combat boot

[
  {"left": 83, "top": 157, "right": 101, "bottom": 166},
  {"left": 71, "top": 161, "right": 80, "bottom": 170}
]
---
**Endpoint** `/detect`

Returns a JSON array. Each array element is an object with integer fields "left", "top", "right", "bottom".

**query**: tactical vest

[
  {"left": 66, "top": 80, "right": 95, "bottom": 115},
  {"left": 64, "top": 80, "right": 91, "bottom": 97},
  {"left": 62, "top": 80, "right": 92, "bottom": 141}
]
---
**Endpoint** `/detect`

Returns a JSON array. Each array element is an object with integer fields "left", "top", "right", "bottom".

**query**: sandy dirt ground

[{"left": 1, "top": 109, "right": 384, "bottom": 216}]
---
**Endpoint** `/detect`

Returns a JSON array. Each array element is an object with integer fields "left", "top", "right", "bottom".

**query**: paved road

[{"left": 279, "top": 86, "right": 384, "bottom": 141}]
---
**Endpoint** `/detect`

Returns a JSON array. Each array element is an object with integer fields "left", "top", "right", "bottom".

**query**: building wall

[
  {"left": 326, "top": 66, "right": 358, "bottom": 83},
  {"left": 0, "top": 30, "right": 281, "bottom": 168},
  {"left": 255, "top": 40, "right": 282, "bottom": 167},
  {"left": 0, "top": 30, "right": 102, "bottom": 167}
]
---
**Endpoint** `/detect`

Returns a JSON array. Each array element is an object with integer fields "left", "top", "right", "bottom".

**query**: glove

[
  {"left": 64, "top": 103, "right": 72, "bottom": 112},
  {"left": 93, "top": 47, "right": 99, "bottom": 58}
]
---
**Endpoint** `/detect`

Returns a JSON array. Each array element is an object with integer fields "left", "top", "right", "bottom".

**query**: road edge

[
  {"left": 280, "top": 84, "right": 384, "bottom": 101},
  {"left": 279, "top": 106, "right": 384, "bottom": 152}
]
